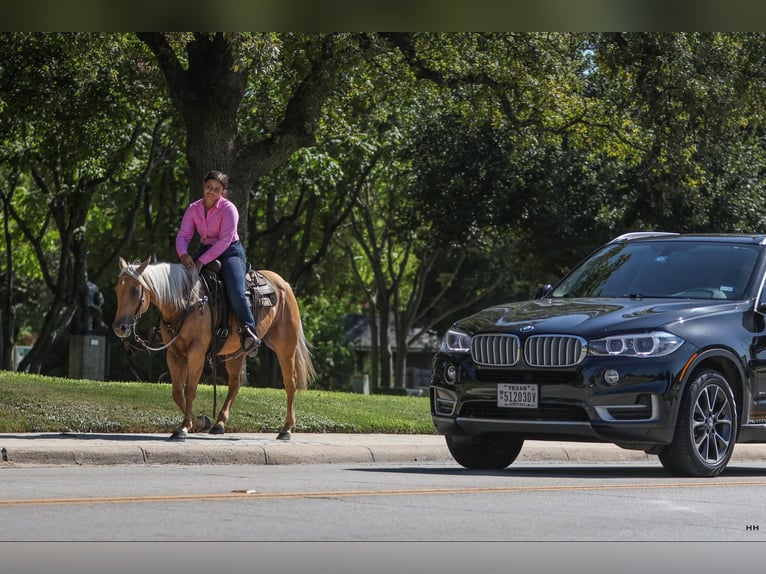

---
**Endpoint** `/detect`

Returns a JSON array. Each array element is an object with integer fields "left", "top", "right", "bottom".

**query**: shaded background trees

[{"left": 2, "top": 32, "right": 766, "bottom": 389}]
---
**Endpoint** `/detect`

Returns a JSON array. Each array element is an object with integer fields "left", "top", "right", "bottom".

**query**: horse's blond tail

[{"left": 295, "top": 321, "right": 315, "bottom": 390}]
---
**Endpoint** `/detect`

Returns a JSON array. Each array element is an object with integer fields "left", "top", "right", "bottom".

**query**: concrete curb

[
  {"left": 1, "top": 432, "right": 766, "bottom": 466},
  {"left": 0, "top": 433, "right": 454, "bottom": 466}
]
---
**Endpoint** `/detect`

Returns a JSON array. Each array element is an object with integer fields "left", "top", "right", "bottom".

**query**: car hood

[{"left": 454, "top": 297, "right": 743, "bottom": 339}]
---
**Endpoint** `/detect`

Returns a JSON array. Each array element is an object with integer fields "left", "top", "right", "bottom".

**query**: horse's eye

[{"left": 130, "top": 286, "right": 140, "bottom": 296}]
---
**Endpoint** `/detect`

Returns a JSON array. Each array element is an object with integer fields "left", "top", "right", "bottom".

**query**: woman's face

[{"left": 203, "top": 178, "right": 225, "bottom": 205}]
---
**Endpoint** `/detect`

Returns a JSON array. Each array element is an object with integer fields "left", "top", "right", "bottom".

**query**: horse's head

[{"left": 112, "top": 257, "right": 152, "bottom": 339}]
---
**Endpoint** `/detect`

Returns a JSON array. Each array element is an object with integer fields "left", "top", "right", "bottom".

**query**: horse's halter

[
  {"left": 119, "top": 272, "right": 195, "bottom": 353},
  {"left": 119, "top": 278, "right": 147, "bottom": 336},
  {"left": 114, "top": 270, "right": 153, "bottom": 345},
  {"left": 131, "top": 283, "right": 147, "bottom": 327}
]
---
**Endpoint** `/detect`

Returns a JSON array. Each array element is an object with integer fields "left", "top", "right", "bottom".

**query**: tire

[
  {"left": 659, "top": 369, "right": 737, "bottom": 477},
  {"left": 445, "top": 432, "right": 524, "bottom": 470}
]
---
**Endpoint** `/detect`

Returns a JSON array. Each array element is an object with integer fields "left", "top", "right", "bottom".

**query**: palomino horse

[{"left": 112, "top": 257, "right": 314, "bottom": 441}]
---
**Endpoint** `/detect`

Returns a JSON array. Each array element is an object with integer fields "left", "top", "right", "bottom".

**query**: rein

[
  {"left": 121, "top": 281, "right": 195, "bottom": 353},
  {"left": 208, "top": 294, "right": 218, "bottom": 419},
  {"left": 123, "top": 310, "right": 192, "bottom": 353}
]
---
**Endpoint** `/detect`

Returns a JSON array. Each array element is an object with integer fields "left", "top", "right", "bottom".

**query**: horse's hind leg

[
  {"left": 275, "top": 352, "right": 298, "bottom": 440},
  {"left": 209, "top": 356, "right": 245, "bottom": 435}
]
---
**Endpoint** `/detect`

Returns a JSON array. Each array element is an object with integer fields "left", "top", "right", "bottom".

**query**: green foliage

[
  {"left": 3, "top": 32, "right": 766, "bottom": 382},
  {"left": 587, "top": 32, "right": 766, "bottom": 233},
  {"left": 0, "top": 32, "right": 186, "bottom": 370},
  {"left": 299, "top": 293, "right": 356, "bottom": 391}
]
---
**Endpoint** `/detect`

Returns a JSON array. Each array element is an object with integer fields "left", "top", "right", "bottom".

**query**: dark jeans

[{"left": 199, "top": 241, "right": 256, "bottom": 333}]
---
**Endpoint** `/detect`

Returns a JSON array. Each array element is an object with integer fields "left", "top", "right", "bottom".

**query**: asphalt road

[
  {"left": 4, "top": 459, "right": 766, "bottom": 542},
  {"left": 4, "top": 442, "right": 766, "bottom": 574}
]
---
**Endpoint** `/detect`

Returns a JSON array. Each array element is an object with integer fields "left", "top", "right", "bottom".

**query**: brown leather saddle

[{"left": 199, "top": 260, "right": 276, "bottom": 355}]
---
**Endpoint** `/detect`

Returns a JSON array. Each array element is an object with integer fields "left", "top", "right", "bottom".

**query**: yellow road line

[{"left": 2, "top": 481, "right": 766, "bottom": 507}]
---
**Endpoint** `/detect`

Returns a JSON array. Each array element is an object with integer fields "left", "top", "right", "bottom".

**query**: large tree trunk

[
  {"left": 137, "top": 33, "right": 248, "bottom": 238},
  {"left": 138, "top": 32, "right": 334, "bottom": 253}
]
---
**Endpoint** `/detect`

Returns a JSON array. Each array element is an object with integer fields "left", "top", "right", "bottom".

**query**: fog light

[
  {"left": 444, "top": 363, "right": 458, "bottom": 384},
  {"left": 603, "top": 368, "right": 620, "bottom": 385}
]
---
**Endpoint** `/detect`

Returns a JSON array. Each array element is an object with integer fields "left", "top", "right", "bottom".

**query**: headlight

[
  {"left": 589, "top": 331, "right": 684, "bottom": 358},
  {"left": 442, "top": 328, "right": 471, "bottom": 353}
]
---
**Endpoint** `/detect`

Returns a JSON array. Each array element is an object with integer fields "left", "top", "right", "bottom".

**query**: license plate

[{"left": 497, "top": 383, "right": 538, "bottom": 408}]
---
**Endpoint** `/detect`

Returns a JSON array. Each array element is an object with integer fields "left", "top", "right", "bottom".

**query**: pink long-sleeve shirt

[{"left": 175, "top": 196, "right": 240, "bottom": 265}]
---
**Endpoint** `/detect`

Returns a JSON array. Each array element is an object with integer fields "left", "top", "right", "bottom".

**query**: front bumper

[{"left": 429, "top": 353, "right": 687, "bottom": 447}]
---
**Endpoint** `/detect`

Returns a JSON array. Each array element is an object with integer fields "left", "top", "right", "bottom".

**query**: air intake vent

[
  {"left": 471, "top": 334, "right": 520, "bottom": 366},
  {"left": 524, "top": 335, "right": 587, "bottom": 367}
]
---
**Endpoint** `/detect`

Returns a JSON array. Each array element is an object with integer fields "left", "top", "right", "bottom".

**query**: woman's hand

[{"left": 180, "top": 253, "right": 195, "bottom": 269}]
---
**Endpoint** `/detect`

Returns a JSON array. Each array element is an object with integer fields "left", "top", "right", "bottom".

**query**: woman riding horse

[
  {"left": 113, "top": 257, "right": 314, "bottom": 441},
  {"left": 176, "top": 170, "right": 260, "bottom": 356}
]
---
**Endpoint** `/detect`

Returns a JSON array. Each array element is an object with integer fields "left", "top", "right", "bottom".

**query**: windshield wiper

[{"left": 626, "top": 293, "right": 667, "bottom": 299}]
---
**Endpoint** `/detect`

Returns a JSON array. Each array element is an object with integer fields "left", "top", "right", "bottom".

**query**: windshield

[{"left": 551, "top": 240, "right": 761, "bottom": 300}]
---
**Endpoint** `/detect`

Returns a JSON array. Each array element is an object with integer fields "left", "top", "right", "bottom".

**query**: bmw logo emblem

[{"left": 520, "top": 325, "right": 535, "bottom": 333}]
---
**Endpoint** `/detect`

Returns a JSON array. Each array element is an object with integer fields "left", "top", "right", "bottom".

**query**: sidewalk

[{"left": 2, "top": 432, "right": 766, "bottom": 466}]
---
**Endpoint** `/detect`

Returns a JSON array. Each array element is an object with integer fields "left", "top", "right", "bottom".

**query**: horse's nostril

[{"left": 112, "top": 323, "right": 131, "bottom": 338}]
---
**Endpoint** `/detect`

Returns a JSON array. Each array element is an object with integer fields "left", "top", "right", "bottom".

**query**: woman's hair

[{"left": 204, "top": 170, "right": 228, "bottom": 190}]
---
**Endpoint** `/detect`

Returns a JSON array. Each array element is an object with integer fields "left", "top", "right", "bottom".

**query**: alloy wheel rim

[{"left": 691, "top": 382, "right": 733, "bottom": 465}]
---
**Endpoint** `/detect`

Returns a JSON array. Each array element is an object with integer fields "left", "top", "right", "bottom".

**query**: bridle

[{"left": 120, "top": 279, "right": 191, "bottom": 353}]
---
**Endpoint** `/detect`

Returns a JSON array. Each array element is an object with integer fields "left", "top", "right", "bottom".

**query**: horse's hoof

[
  {"left": 169, "top": 428, "right": 188, "bottom": 442},
  {"left": 209, "top": 422, "right": 226, "bottom": 435},
  {"left": 198, "top": 415, "right": 212, "bottom": 431},
  {"left": 276, "top": 430, "right": 291, "bottom": 441}
]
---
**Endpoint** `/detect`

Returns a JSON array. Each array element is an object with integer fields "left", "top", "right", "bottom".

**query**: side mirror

[{"left": 533, "top": 284, "right": 553, "bottom": 299}]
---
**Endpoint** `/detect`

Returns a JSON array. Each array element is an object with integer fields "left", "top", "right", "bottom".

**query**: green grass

[{"left": 0, "top": 372, "right": 436, "bottom": 434}]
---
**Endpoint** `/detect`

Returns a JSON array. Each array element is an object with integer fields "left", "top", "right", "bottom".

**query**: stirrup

[
  {"left": 245, "top": 340, "right": 260, "bottom": 357},
  {"left": 241, "top": 327, "right": 261, "bottom": 356}
]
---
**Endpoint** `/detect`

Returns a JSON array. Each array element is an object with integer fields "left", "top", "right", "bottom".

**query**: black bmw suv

[{"left": 430, "top": 232, "right": 766, "bottom": 477}]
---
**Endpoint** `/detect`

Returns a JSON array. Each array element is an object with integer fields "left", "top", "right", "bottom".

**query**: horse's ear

[
  {"left": 119, "top": 257, "right": 128, "bottom": 270},
  {"left": 137, "top": 257, "right": 151, "bottom": 274}
]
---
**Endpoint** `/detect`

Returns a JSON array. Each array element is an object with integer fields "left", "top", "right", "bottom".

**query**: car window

[{"left": 552, "top": 241, "right": 760, "bottom": 300}]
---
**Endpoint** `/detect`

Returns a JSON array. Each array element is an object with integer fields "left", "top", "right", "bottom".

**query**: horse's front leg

[
  {"left": 169, "top": 349, "right": 207, "bottom": 441},
  {"left": 167, "top": 350, "right": 189, "bottom": 441},
  {"left": 209, "top": 357, "right": 245, "bottom": 435}
]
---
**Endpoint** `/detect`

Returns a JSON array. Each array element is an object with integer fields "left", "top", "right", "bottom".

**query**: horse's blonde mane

[{"left": 121, "top": 261, "right": 201, "bottom": 310}]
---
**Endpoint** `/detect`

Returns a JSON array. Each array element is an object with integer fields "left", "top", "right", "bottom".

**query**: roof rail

[{"left": 608, "top": 231, "right": 679, "bottom": 243}]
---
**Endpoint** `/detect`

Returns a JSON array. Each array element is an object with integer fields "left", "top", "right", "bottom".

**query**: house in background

[{"left": 344, "top": 314, "right": 441, "bottom": 395}]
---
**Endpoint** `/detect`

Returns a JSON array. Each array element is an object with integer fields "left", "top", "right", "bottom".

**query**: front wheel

[
  {"left": 445, "top": 432, "right": 524, "bottom": 470},
  {"left": 659, "top": 369, "right": 737, "bottom": 477}
]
